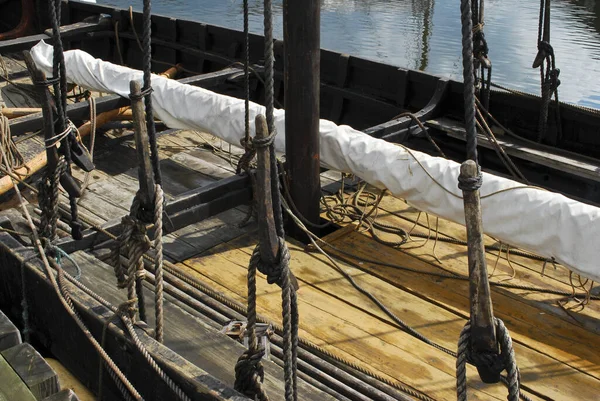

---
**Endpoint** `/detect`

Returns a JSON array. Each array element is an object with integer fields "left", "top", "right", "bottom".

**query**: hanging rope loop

[
  {"left": 252, "top": 237, "right": 291, "bottom": 287},
  {"left": 456, "top": 318, "right": 521, "bottom": 401}
]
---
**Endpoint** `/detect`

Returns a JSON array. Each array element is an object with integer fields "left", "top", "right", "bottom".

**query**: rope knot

[
  {"left": 457, "top": 319, "right": 521, "bottom": 400},
  {"left": 252, "top": 237, "right": 290, "bottom": 287},
  {"left": 252, "top": 130, "right": 276, "bottom": 149},
  {"left": 234, "top": 348, "right": 268, "bottom": 400},
  {"left": 129, "top": 86, "right": 153, "bottom": 101},
  {"left": 457, "top": 172, "right": 482, "bottom": 192}
]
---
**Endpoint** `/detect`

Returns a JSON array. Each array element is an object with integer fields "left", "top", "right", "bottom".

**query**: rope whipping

[
  {"left": 48, "top": 0, "right": 83, "bottom": 239},
  {"left": 533, "top": 0, "right": 561, "bottom": 143},
  {"left": 458, "top": 0, "right": 521, "bottom": 398},
  {"left": 234, "top": 2, "right": 298, "bottom": 399}
]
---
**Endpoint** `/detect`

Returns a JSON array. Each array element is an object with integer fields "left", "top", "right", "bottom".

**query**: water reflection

[{"left": 96, "top": 0, "right": 600, "bottom": 107}]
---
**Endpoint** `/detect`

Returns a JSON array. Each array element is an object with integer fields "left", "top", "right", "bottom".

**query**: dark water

[{"left": 96, "top": 0, "right": 600, "bottom": 108}]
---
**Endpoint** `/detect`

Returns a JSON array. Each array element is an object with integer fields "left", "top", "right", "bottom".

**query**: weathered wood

[
  {"left": 1, "top": 343, "right": 60, "bottom": 399},
  {"left": 0, "top": 235, "right": 248, "bottom": 401},
  {"left": 129, "top": 80, "right": 156, "bottom": 213},
  {"left": 0, "top": 309, "right": 21, "bottom": 351},
  {"left": 41, "top": 389, "right": 81, "bottom": 401},
  {"left": 459, "top": 159, "right": 497, "bottom": 384},
  {"left": 283, "top": 0, "right": 322, "bottom": 238},
  {"left": 255, "top": 114, "right": 279, "bottom": 264},
  {"left": 67, "top": 251, "right": 334, "bottom": 400},
  {"left": 428, "top": 117, "right": 600, "bottom": 183},
  {"left": 0, "top": 353, "right": 37, "bottom": 401}
]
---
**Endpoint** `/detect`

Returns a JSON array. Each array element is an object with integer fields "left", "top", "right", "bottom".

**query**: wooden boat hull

[{"left": 2, "top": 1, "right": 600, "bottom": 204}]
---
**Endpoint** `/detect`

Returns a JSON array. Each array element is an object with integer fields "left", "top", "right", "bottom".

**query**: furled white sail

[{"left": 31, "top": 41, "right": 600, "bottom": 282}]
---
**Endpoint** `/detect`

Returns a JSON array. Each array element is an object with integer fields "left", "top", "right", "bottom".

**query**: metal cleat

[{"left": 221, "top": 320, "right": 274, "bottom": 359}]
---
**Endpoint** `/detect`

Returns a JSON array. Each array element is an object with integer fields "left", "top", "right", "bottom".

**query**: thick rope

[
  {"left": 263, "top": 0, "right": 284, "bottom": 238},
  {"left": 236, "top": 0, "right": 256, "bottom": 176},
  {"left": 460, "top": 0, "right": 479, "bottom": 163},
  {"left": 1, "top": 144, "right": 144, "bottom": 400},
  {"left": 142, "top": 0, "right": 162, "bottom": 185},
  {"left": 153, "top": 185, "right": 165, "bottom": 342},
  {"left": 234, "top": 259, "right": 269, "bottom": 401},
  {"left": 110, "top": 195, "right": 152, "bottom": 322},
  {"left": 534, "top": 0, "right": 561, "bottom": 143},
  {"left": 38, "top": 158, "right": 66, "bottom": 241},
  {"left": 457, "top": 319, "right": 520, "bottom": 401},
  {"left": 48, "top": 0, "right": 82, "bottom": 239}
]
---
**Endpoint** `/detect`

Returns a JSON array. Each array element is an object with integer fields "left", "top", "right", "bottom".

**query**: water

[{"left": 96, "top": 0, "right": 600, "bottom": 108}]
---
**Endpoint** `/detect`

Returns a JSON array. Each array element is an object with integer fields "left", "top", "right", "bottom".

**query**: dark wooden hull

[{"left": 2, "top": 0, "right": 600, "bottom": 204}]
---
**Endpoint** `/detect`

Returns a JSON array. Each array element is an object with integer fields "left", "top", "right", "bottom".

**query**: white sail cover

[{"left": 31, "top": 41, "right": 600, "bottom": 282}]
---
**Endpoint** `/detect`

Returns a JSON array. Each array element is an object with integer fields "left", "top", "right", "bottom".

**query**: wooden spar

[
  {"left": 2, "top": 107, "right": 136, "bottom": 120},
  {"left": 0, "top": 65, "right": 181, "bottom": 197},
  {"left": 283, "top": 0, "right": 322, "bottom": 239},
  {"left": 129, "top": 80, "right": 156, "bottom": 213},
  {"left": 460, "top": 159, "right": 498, "bottom": 383},
  {"left": 0, "top": 107, "right": 129, "bottom": 197},
  {"left": 255, "top": 114, "right": 279, "bottom": 264}
]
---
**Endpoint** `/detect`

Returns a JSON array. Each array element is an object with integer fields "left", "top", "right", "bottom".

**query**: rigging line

[
  {"left": 0, "top": 145, "right": 144, "bottom": 400},
  {"left": 141, "top": 0, "right": 162, "bottom": 185},
  {"left": 283, "top": 196, "right": 535, "bottom": 401}
]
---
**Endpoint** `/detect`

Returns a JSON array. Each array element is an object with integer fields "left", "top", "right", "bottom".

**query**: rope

[
  {"left": 234, "top": 258, "right": 270, "bottom": 401},
  {"left": 0, "top": 144, "right": 144, "bottom": 400},
  {"left": 48, "top": 0, "right": 83, "bottom": 239},
  {"left": 0, "top": 113, "right": 28, "bottom": 176},
  {"left": 235, "top": 0, "right": 256, "bottom": 176},
  {"left": 141, "top": 0, "right": 162, "bottom": 185},
  {"left": 457, "top": 319, "right": 520, "bottom": 401},
  {"left": 38, "top": 157, "right": 66, "bottom": 241},
  {"left": 534, "top": 0, "right": 562, "bottom": 143},
  {"left": 460, "top": 0, "right": 479, "bottom": 162},
  {"left": 110, "top": 195, "right": 152, "bottom": 322},
  {"left": 153, "top": 185, "right": 165, "bottom": 342},
  {"left": 263, "top": 0, "right": 284, "bottom": 239},
  {"left": 78, "top": 95, "right": 97, "bottom": 199}
]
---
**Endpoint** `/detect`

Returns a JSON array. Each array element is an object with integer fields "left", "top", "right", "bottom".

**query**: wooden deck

[
  {"left": 57, "top": 126, "right": 600, "bottom": 400},
  {"left": 2, "top": 53, "right": 600, "bottom": 400}
]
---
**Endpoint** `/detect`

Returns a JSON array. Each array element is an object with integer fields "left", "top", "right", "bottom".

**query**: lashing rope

[{"left": 234, "top": 2, "right": 298, "bottom": 398}]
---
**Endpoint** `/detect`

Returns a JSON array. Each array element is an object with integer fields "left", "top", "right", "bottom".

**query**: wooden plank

[
  {"left": 2, "top": 343, "right": 60, "bottom": 399},
  {"left": 0, "top": 309, "right": 21, "bottom": 351},
  {"left": 69, "top": 251, "right": 334, "bottom": 400},
  {"left": 427, "top": 117, "right": 600, "bottom": 182},
  {"left": 319, "top": 223, "right": 600, "bottom": 379},
  {"left": 0, "top": 353, "right": 37, "bottom": 401},
  {"left": 0, "top": 236, "right": 248, "bottom": 401},
  {"left": 330, "top": 193, "right": 600, "bottom": 362},
  {"left": 183, "top": 232, "right": 600, "bottom": 400},
  {"left": 182, "top": 239, "right": 505, "bottom": 401},
  {"left": 368, "top": 192, "right": 600, "bottom": 331}
]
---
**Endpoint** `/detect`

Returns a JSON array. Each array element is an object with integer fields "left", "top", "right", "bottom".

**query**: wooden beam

[
  {"left": 283, "top": 0, "right": 322, "bottom": 239},
  {"left": 1, "top": 343, "right": 60, "bottom": 399}
]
